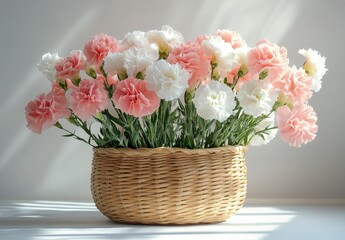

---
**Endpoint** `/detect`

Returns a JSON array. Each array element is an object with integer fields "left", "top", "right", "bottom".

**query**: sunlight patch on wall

[
  {"left": 0, "top": 7, "right": 101, "bottom": 172},
  {"left": 190, "top": 0, "right": 298, "bottom": 44}
]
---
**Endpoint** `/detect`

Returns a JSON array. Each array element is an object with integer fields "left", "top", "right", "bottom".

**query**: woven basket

[{"left": 91, "top": 145, "right": 247, "bottom": 225}]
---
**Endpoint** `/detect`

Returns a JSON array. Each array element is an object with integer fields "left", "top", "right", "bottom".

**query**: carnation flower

[
  {"left": 227, "top": 63, "right": 242, "bottom": 84},
  {"left": 103, "top": 52, "right": 126, "bottom": 76},
  {"left": 227, "top": 65, "right": 252, "bottom": 92},
  {"left": 216, "top": 30, "right": 247, "bottom": 49},
  {"left": 51, "top": 81, "right": 65, "bottom": 96},
  {"left": 25, "top": 92, "right": 70, "bottom": 134},
  {"left": 124, "top": 45, "right": 159, "bottom": 77},
  {"left": 274, "top": 66, "right": 312, "bottom": 104},
  {"left": 227, "top": 47, "right": 252, "bottom": 89},
  {"left": 27, "top": 28, "right": 326, "bottom": 150},
  {"left": 298, "top": 48, "right": 327, "bottom": 92},
  {"left": 95, "top": 73, "right": 118, "bottom": 87},
  {"left": 113, "top": 77, "right": 160, "bottom": 117},
  {"left": 276, "top": 92, "right": 294, "bottom": 110},
  {"left": 145, "top": 60, "right": 190, "bottom": 101},
  {"left": 195, "top": 34, "right": 209, "bottom": 45},
  {"left": 69, "top": 79, "right": 108, "bottom": 120},
  {"left": 146, "top": 25, "right": 184, "bottom": 54},
  {"left": 249, "top": 114, "right": 277, "bottom": 146},
  {"left": 202, "top": 36, "right": 236, "bottom": 78},
  {"left": 276, "top": 104, "right": 318, "bottom": 148},
  {"left": 120, "top": 31, "right": 149, "bottom": 49},
  {"left": 193, "top": 80, "right": 236, "bottom": 122},
  {"left": 167, "top": 42, "right": 211, "bottom": 89},
  {"left": 247, "top": 39, "right": 288, "bottom": 81},
  {"left": 37, "top": 52, "right": 62, "bottom": 83},
  {"left": 107, "top": 73, "right": 119, "bottom": 86},
  {"left": 237, "top": 80, "right": 278, "bottom": 117},
  {"left": 55, "top": 50, "right": 86, "bottom": 80},
  {"left": 104, "top": 45, "right": 159, "bottom": 79},
  {"left": 83, "top": 33, "right": 118, "bottom": 66}
]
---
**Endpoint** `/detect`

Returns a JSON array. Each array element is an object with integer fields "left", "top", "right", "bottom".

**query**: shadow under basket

[{"left": 91, "top": 145, "right": 247, "bottom": 225}]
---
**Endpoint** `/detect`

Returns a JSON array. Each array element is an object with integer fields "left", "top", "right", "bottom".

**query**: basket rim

[{"left": 93, "top": 145, "right": 247, "bottom": 156}]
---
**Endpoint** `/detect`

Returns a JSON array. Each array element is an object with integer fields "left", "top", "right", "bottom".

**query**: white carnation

[
  {"left": 234, "top": 47, "right": 250, "bottom": 72},
  {"left": 202, "top": 36, "right": 236, "bottom": 78},
  {"left": 298, "top": 48, "right": 327, "bottom": 92},
  {"left": 193, "top": 80, "right": 236, "bottom": 122},
  {"left": 146, "top": 25, "right": 184, "bottom": 53},
  {"left": 37, "top": 52, "right": 62, "bottom": 82},
  {"left": 249, "top": 114, "right": 277, "bottom": 146},
  {"left": 145, "top": 60, "right": 190, "bottom": 101},
  {"left": 103, "top": 52, "right": 126, "bottom": 75},
  {"left": 124, "top": 45, "right": 159, "bottom": 77},
  {"left": 237, "top": 80, "right": 278, "bottom": 117},
  {"left": 121, "top": 31, "right": 148, "bottom": 49}
]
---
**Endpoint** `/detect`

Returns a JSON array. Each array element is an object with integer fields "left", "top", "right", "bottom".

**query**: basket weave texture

[{"left": 91, "top": 145, "right": 247, "bottom": 225}]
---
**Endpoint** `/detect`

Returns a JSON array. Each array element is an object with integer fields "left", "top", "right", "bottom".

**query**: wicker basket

[{"left": 91, "top": 145, "right": 247, "bottom": 225}]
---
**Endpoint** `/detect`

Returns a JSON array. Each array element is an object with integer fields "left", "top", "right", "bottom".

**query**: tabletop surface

[{"left": 1, "top": 201, "right": 345, "bottom": 240}]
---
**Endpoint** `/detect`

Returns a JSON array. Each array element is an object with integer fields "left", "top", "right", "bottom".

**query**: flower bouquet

[{"left": 25, "top": 26, "right": 327, "bottom": 224}]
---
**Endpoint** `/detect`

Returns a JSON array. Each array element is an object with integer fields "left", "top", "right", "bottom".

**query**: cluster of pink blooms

[{"left": 26, "top": 26, "right": 327, "bottom": 148}]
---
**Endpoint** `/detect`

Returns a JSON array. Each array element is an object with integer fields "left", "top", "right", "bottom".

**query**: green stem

[
  {"left": 232, "top": 75, "right": 240, "bottom": 91},
  {"left": 55, "top": 122, "right": 95, "bottom": 147},
  {"left": 71, "top": 114, "right": 98, "bottom": 143}
]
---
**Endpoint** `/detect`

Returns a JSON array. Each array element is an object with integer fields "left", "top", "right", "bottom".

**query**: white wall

[{"left": 0, "top": 0, "right": 344, "bottom": 201}]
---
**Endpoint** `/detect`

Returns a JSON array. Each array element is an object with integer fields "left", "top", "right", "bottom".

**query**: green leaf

[{"left": 62, "top": 133, "right": 74, "bottom": 137}]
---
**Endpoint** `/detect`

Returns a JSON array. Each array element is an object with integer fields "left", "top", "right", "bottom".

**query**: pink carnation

[
  {"left": 276, "top": 104, "right": 318, "bottom": 148},
  {"left": 84, "top": 33, "right": 118, "bottom": 66},
  {"left": 113, "top": 77, "right": 160, "bottom": 117},
  {"left": 51, "top": 81, "right": 65, "bottom": 96},
  {"left": 227, "top": 63, "right": 241, "bottom": 83},
  {"left": 25, "top": 92, "right": 70, "bottom": 134},
  {"left": 69, "top": 79, "right": 108, "bottom": 120},
  {"left": 65, "top": 78, "right": 78, "bottom": 91},
  {"left": 96, "top": 73, "right": 118, "bottom": 87},
  {"left": 216, "top": 30, "right": 246, "bottom": 49},
  {"left": 274, "top": 66, "right": 312, "bottom": 104},
  {"left": 195, "top": 34, "right": 209, "bottom": 45},
  {"left": 167, "top": 42, "right": 211, "bottom": 89},
  {"left": 55, "top": 50, "right": 86, "bottom": 80},
  {"left": 247, "top": 39, "right": 288, "bottom": 80},
  {"left": 107, "top": 73, "right": 119, "bottom": 86}
]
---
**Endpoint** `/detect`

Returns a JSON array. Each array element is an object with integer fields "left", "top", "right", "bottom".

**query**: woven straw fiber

[{"left": 91, "top": 146, "right": 247, "bottom": 225}]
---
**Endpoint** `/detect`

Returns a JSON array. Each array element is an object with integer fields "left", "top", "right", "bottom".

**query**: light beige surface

[{"left": 1, "top": 201, "right": 345, "bottom": 240}]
